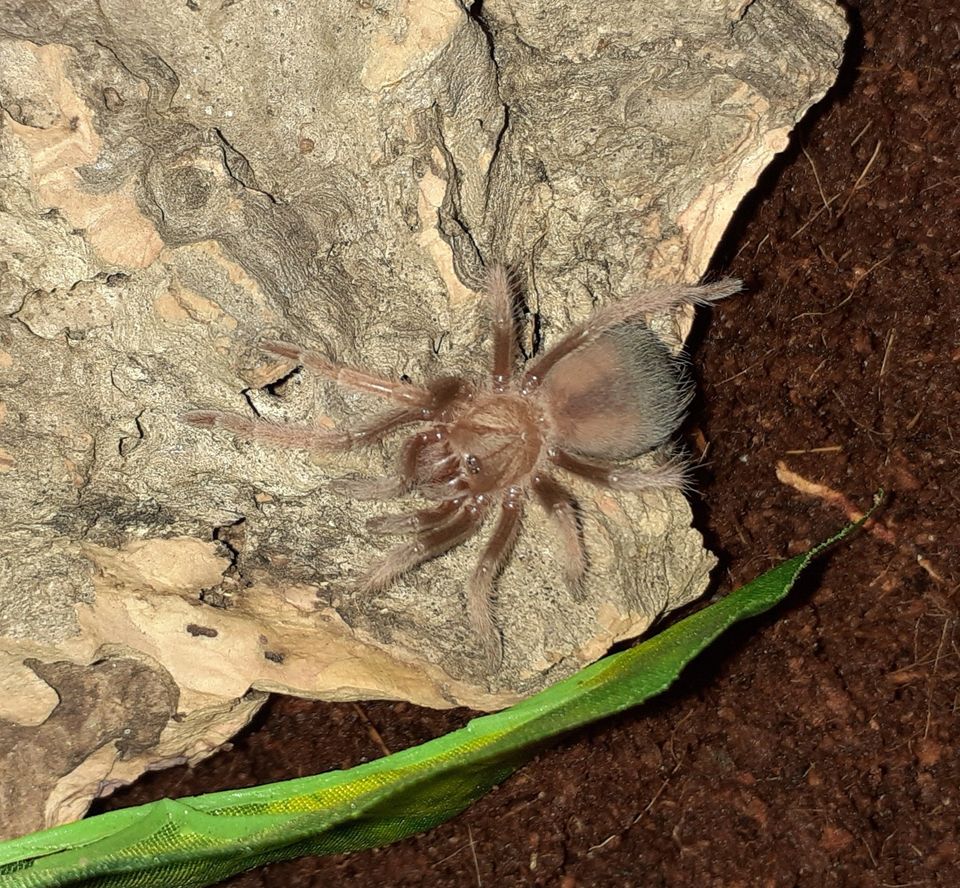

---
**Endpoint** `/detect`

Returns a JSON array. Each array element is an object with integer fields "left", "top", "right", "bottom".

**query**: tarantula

[{"left": 183, "top": 267, "right": 738, "bottom": 667}]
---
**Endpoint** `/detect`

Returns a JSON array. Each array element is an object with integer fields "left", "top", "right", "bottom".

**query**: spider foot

[
  {"left": 180, "top": 409, "right": 227, "bottom": 429},
  {"left": 467, "top": 582, "right": 504, "bottom": 670}
]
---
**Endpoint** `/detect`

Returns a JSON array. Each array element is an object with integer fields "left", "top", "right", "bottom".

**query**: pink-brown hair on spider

[{"left": 182, "top": 266, "right": 739, "bottom": 667}]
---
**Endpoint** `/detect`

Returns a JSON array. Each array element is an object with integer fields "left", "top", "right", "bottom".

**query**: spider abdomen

[{"left": 537, "top": 322, "right": 686, "bottom": 461}]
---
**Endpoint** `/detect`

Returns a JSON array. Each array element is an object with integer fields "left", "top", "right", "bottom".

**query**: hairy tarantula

[{"left": 183, "top": 268, "right": 738, "bottom": 667}]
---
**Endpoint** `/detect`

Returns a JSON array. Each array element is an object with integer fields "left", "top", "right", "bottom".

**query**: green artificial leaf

[{"left": 0, "top": 512, "right": 870, "bottom": 888}]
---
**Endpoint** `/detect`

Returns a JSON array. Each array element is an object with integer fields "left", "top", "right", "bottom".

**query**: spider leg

[
  {"left": 531, "top": 472, "right": 586, "bottom": 595},
  {"left": 345, "top": 407, "right": 432, "bottom": 446},
  {"left": 466, "top": 491, "right": 523, "bottom": 667},
  {"left": 550, "top": 449, "right": 689, "bottom": 493},
  {"left": 180, "top": 404, "right": 425, "bottom": 453},
  {"left": 366, "top": 498, "right": 462, "bottom": 535},
  {"left": 521, "top": 278, "right": 740, "bottom": 394},
  {"left": 357, "top": 503, "right": 484, "bottom": 594},
  {"left": 331, "top": 426, "right": 449, "bottom": 501},
  {"left": 487, "top": 264, "right": 519, "bottom": 391},
  {"left": 180, "top": 410, "right": 351, "bottom": 450},
  {"left": 261, "top": 340, "right": 435, "bottom": 408}
]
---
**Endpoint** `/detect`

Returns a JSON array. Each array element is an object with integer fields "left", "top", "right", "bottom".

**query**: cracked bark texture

[{"left": 0, "top": 0, "right": 846, "bottom": 837}]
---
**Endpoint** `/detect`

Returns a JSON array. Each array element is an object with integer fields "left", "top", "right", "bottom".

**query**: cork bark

[{"left": 0, "top": 0, "right": 846, "bottom": 837}]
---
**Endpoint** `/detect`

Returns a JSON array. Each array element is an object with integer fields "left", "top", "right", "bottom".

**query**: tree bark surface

[{"left": 0, "top": 0, "right": 845, "bottom": 836}]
